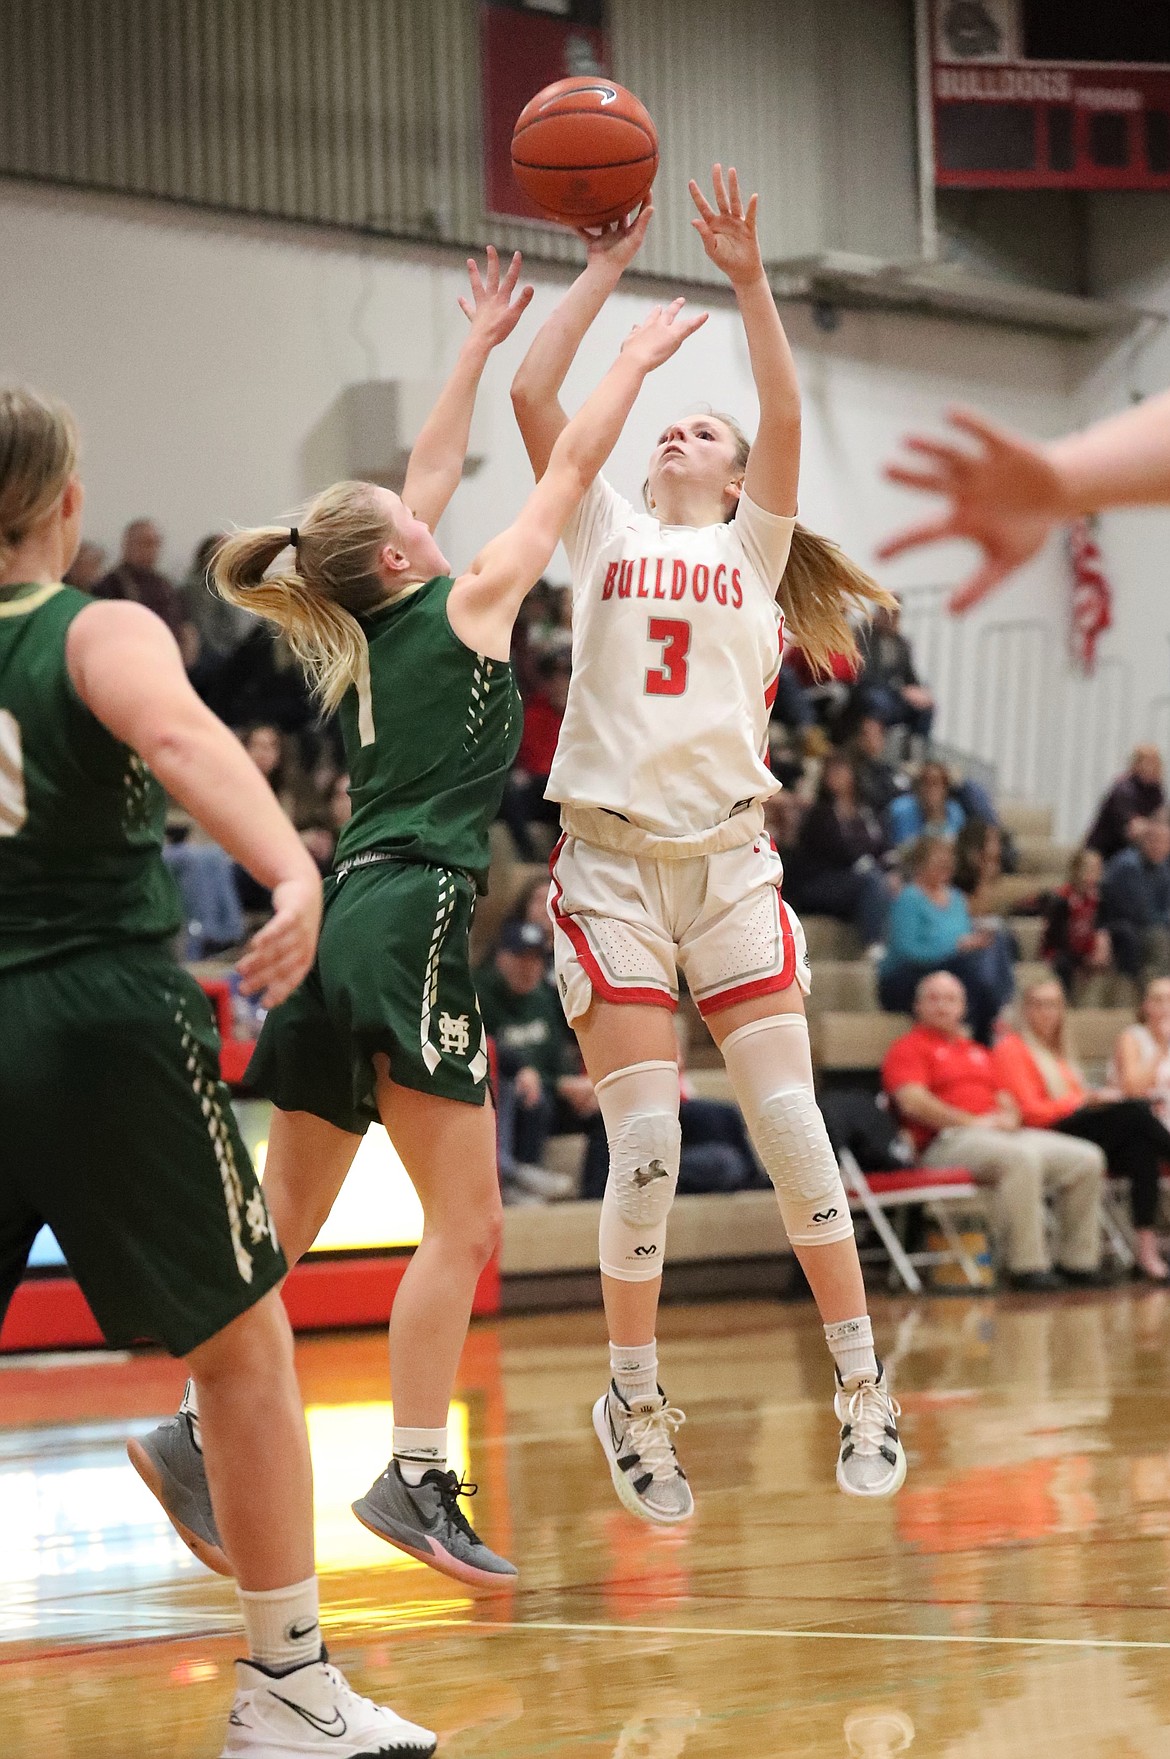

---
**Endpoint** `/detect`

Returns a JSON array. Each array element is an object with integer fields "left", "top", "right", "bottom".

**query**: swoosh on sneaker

[{"left": 271, "top": 1694, "right": 348, "bottom": 1738}]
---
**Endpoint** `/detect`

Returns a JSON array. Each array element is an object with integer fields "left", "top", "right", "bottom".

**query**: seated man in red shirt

[{"left": 881, "top": 971, "right": 1107, "bottom": 1292}]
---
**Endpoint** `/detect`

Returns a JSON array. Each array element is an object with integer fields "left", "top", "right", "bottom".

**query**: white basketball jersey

[{"left": 546, "top": 476, "right": 796, "bottom": 837}]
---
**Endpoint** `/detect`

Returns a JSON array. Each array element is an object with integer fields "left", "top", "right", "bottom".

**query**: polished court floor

[{"left": 4, "top": 1289, "right": 1170, "bottom": 1756}]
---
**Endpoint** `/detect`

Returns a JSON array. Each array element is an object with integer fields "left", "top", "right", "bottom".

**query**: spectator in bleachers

[
  {"left": 94, "top": 517, "right": 185, "bottom": 636},
  {"left": 878, "top": 834, "right": 1013, "bottom": 1043},
  {"left": 1041, "top": 847, "right": 1111, "bottom": 998},
  {"left": 852, "top": 599, "right": 935, "bottom": 748},
  {"left": 882, "top": 971, "right": 1107, "bottom": 1292},
  {"left": 476, "top": 920, "right": 598, "bottom": 1204},
  {"left": 1087, "top": 745, "right": 1166, "bottom": 861},
  {"left": 63, "top": 536, "right": 106, "bottom": 590},
  {"left": 504, "top": 873, "right": 555, "bottom": 953},
  {"left": 848, "top": 714, "right": 909, "bottom": 818},
  {"left": 994, "top": 977, "right": 1170, "bottom": 1282},
  {"left": 953, "top": 818, "right": 1005, "bottom": 919},
  {"left": 1111, "top": 977, "right": 1170, "bottom": 1136},
  {"left": 1100, "top": 814, "right": 1170, "bottom": 983},
  {"left": 499, "top": 647, "right": 570, "bottom": 858},
  {"left": 205, "top": 624, "right": 317, "bottom": 735},
  {"left": 784, "top": 752, "right": 889, "bottom": 953},
  {"left": 886, "top": 758, "right": 965, "bottom": 849}
]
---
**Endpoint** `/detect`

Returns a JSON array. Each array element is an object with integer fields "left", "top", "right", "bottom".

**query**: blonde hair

[
  {"left": 647, "top": 410, "right": 895, "bottom": 676},
  {"left": 0, "top": 386, "right": 78, "bottom": 574},
  {"left": 214, "top": 480, "right": 394, "bottom": 715},
  {"left": 1018, "top": 975, "right": 1082, "bottom": 1073}
]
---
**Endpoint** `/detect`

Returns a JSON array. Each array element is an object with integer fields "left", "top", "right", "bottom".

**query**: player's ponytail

[
  {"left": 0, "top": 386, "right": 78, "bottom": 576},
  {"left": 707, "top": 409, "right": 896, "bottom": 676},
  {"left": 214, "top": 480, "right": 393, "bottom": 715},
  {"left": 780, "top": 524, "right": 896, "bottom": 677}
]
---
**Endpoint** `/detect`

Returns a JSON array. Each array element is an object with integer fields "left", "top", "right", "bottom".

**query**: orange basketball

[{"left": 511, "top": 77, "right": 658, "bottom": 229}]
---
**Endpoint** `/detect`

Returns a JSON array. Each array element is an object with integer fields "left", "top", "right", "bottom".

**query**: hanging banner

[
  {"left": 480, "top": 1, "right": 610, "bottom": 222},
  {"left": 1067, "top": 517, "right": 1113, "bottom": 675}
]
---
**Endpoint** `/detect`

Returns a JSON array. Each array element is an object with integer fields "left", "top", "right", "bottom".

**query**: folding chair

[
  {"left": 1099, "top": 1178, "right": 1137, "bottom": 1271},
  {"left": 839, "top": 1147, "right": 985, "bottom": 1295}
]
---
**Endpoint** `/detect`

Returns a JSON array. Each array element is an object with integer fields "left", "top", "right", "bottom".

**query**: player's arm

[
  {"left": 879, "top": 389, "right": 1170, "bottom": 613},
  {"left": 401, "top": 246, "right": 534, "bottom": 532},
  {"left": 66, "top": 600, "right": 321, "bottom": 1006},
  {"left": 690, "top": 166, "right": 800, "bottom": 517},
  {"left": 510, "top": 202, "right": 653, "bottom": 480},
  {"left": 452, "top": 299, "right": 707, "bottom": 657},
  {"left": 891, "top": 1083, "right": 978, "bottom": 1133}
]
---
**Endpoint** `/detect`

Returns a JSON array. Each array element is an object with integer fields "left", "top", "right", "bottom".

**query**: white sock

[
  {"left": 393, "top": 1425, "right": 447, "bottom": 1486},
  {"left": 610, "top": 1338, "right": 659, "bottom": 1405},
  {"left": 824, "top": 1316, "right": 878, "bottom": 1387},
  {"left": 179, "top": 1379, "right": 202, "bottom": 1452},
  {"left": 238, "top": 1577, "right": 321, "bottom": 1672}
]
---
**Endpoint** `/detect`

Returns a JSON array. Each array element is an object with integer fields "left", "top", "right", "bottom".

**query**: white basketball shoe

[{"left": 219, "top": 1652, "right": 436, "bottom": 1757}]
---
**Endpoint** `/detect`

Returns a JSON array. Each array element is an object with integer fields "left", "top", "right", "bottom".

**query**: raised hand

[
  {"left": 621, "top": 297, "right": 709, "bottom": 369},
  {"left": 688, "top": 165, "right": 763, "bottom": 288},
  {"left": 578, "top": 199, "right": 654, "bottom": 275},
  {"left": 459, "top": 245, "right": 535, "bottom": 348},
  {"left": 878, "top": 409, "right": 1067, "bottom": 612}
]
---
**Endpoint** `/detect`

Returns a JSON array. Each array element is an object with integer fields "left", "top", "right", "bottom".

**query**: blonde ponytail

[
  {"left": 0, "top": 386, "right": 78, "bottom": 575},
  {"left": 705, "top": 409, "right": 895, "bottom": 677},
  {"left": 781, "top": 523, "right": 896, "bottom": 677},
  {"left": 214, "top": 480, "right": 393, "bottom": 715}
]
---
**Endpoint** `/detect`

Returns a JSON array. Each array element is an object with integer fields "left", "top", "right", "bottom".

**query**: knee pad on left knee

[
  {"left": 596, "top": 1060, "right": 682, "bottom": 1282},
  {"left": 722, "top": 1016, "right": 854, "bottom": 1247}
]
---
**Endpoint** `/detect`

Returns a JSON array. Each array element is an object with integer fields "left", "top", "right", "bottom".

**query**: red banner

[
  {"left": 1067, "top": 518, "right": 1113, "bottom": 676},
  {"left": 480, "top": 2, "right": 610, "bottom": 222}
]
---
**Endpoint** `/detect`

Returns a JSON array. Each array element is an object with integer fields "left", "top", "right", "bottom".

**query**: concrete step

[
  {"left": 1000, "top": 800, "right": 1055, "bottom": 839},
  {"left": 812, "top": 1010, "right": 911, "bottom": 1072},
  {"left": 802, "top": 915, "right": 863, "bottom": 959},
  {"left": 810, "top": 959, "right": 878, "bottom": 1011},
  {"left": 501, "top": 1190, "right": 790, "bottom": 1276},
  {"left": 1014, "top": 837, "right": 1074, "bottom": 877}
]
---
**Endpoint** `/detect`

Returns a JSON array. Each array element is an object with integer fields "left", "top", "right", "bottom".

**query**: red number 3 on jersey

[{"left": 645, "top": 617, "right": 691, "bottom": 697}]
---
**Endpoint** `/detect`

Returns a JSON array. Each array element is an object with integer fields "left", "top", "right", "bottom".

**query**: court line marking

[{"left": 432, "top": 1618, "right": 1170, "bottom": 1653}]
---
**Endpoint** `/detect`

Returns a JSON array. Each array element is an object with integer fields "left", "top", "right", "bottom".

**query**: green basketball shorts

[
  {"left": 0, "top": 943, "right": 285, "bottom": 1357},
  {"left": 245, "top": 858, "right": 490, "bottom": 1132}
]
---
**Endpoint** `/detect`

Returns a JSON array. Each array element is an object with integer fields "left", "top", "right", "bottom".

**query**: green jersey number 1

[{"left": 0, "top": 709, "right": 27, "bottom": 835}]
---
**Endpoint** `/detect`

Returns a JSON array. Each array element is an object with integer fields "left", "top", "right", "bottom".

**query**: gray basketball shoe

[
  {"left": 592, "top": 1382, "right": 694, "bottom": 1526},
  {"left": 127, "top": 1410, "right": 230, "bottom": 1575},
  {"left": 834, "top": 1362, "right": 907, "bottom": 1498},
  {"left": 352, "top": 1463, "right": 518, "bottom": 1587}
]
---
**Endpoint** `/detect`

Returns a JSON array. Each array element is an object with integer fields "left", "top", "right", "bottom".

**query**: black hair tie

[{"left": 288, "top": 526, "right": 299, "bottom": 550}]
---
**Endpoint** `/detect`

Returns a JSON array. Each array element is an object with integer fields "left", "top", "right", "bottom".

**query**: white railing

[{"left": 898, "top": 587, "right": 1167, "bottom": 841}]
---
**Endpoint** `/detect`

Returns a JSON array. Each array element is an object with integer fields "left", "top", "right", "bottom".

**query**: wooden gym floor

[{"left": 3, "top": 1289, "right": 1170, "bottom": 1756}]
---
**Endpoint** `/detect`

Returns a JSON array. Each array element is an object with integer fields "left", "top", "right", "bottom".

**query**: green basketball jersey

[
  {"left": 0, "top": 582, "right": 181, "bottom": 974},
  {"left": 334, "top": 576, "right": 522, "bottom": 890}
]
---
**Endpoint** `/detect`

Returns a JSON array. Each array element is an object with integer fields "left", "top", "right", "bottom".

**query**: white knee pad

[
  {"left": 596, "top": 1060, "right": 682, "bottom": 1282},
  {"left": 721, "top": 1015, "right": 854, "bottom": 1247}
]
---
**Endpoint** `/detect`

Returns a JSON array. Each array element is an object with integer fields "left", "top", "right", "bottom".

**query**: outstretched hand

[
  {"left": 578, "top": 200, "right": 654, "bottom": 275},
  {"left": 236, "top": 873, "right": 322, "bottom": 1009},
  {"left": 878, "top": 408, "right": 1066, "bottom": 612},
  {"left": 459, "top": 245, "right": 535, "bottom": 347},
  {"left": 621, "top": 297, "right": 708, "bottom": 369},
  {"left": 689, "top": 165, "right": 763, "bottom": 288}
]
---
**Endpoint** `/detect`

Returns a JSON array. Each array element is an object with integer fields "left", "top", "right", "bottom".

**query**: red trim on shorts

[
  {"left": 696, "top": 889, "right": 797, "bottom": 1017},
  {"left": 548, "top": 834, "right": 678, "bottom": 1012}
]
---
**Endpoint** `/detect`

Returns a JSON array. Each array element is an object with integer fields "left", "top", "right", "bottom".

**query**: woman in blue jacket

[{"left": 879, "top": 835, "right": 1014, "bottom": 1043}]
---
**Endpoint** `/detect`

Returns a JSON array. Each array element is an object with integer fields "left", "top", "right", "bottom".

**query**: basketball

[{"left": 511, "top": 77, "right": 658, "bottom": 229}]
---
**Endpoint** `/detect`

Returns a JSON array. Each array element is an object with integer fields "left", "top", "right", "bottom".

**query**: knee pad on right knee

[{"left": 596, "top": 1060, "right": 682, "bottom": 1283}]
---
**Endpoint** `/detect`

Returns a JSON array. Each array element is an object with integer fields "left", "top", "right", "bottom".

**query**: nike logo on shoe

[{"left": 271, "top": 1694, "right": 348, "bottom": 1738}]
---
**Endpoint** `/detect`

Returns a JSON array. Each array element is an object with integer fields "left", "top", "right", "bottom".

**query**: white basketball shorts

[{"left": 548, "top": 831, "right": 811, "bottom": 1025}]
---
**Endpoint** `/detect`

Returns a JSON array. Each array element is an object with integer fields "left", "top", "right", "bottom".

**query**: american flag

[{"left": 1066, "top": 516, "right": 1113, "bottom": 675}]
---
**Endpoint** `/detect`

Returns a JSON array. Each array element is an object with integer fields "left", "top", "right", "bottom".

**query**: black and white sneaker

[
  {"left": 352, "top": 1462, "right": 518, "bottom": 1587},
  {"left": 220, "top": 1651, "right": 436, "bottom": 1756},
  {"left": 592, "top": 1382, "right": 694, "bottom": 1526},
  {"left": 833, "top": 1362, "right": 906, "bottom": 1498}
]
